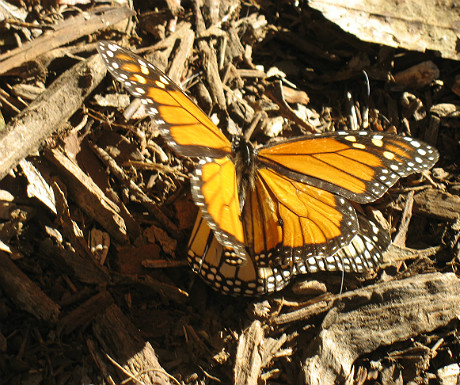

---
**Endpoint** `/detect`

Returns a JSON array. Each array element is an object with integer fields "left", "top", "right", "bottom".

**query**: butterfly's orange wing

[
  {"left": 97, "top": 41, "right": 232, "bottom": 158},
  {"left": 257, "top": 131, "right": 439, "bottom": 204}
]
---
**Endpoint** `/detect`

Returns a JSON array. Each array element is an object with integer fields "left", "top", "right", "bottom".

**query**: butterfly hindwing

[
  {"left": 292, "top": 213, "right": 390, "bottom": 275},
  {"left": 97, "top": 41, "right": 232, "bottom": 158},
  {"left": 187, "top": 212, "right": 294, "bottom": 295},
  {"left": 245, "top": 168, "right": 359, "bottom": 262}
]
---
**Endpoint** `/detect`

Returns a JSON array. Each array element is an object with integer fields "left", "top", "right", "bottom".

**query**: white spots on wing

[
  {"left": 383, "top": 151, "right": 395, "bottom": 160},
  {"left": 371, "top": 138, "right": 383, "bottom": 147},
  {"left": 344, "top": 135, "right": 356, "bottom": 142}
]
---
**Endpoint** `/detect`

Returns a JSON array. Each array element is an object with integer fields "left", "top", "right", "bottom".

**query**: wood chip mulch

[{"left": 0, "top": 1, "right": 459, "bottom": 384}]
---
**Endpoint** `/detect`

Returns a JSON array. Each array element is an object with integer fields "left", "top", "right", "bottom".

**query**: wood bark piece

[
  {"left": 0, "top": 251, "right": 60, "bottom": 322},
  {"left": 167, "top": 26, "right": 195, "bottom": 84},
  {"left": 0, "top": 7, "right": 135, "bottom": 75},
  {"left": 47, "top": 148, "right": 128, "bottom": 245},
  {"left": 0, "top": 54, "right": 107, "bottom": 181},
  {"left": 59, "top": 290, "right": 114, "bottom": 335},
  {"left": 194, "top": 1, "right": 226, "bottom": 110},
  {"left": 39, "top": 239, "right": 109, "bottom": 286},
  {"left": 413, "top": 189, "right": 460, "bottom": 221},
  {"left": 92, "top": 304, "right": 172, "bottom": 385},
  {"left": 302, "top": 273, "right": 460, "bottom": 385},
  {"left": 308, "top": 0, "right": 460, "bottom": 61},
  {"left": 265, "top": 81, "right": 319, "bottom": 134},
  {"left": 234, "top": 320, "right": 264, "bottom": 385}
]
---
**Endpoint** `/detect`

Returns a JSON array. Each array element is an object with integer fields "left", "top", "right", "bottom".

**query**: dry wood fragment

[
  {"left": 302, "top": 273, "right": 460, "bottom": 385},
  {"left": 393, "top": 190, "right": 414, "bottom": 247},
  {"left": 0, "top": 251, "right": 60, "bottom": 322},
  {"left": 59, "top": 290, "right": 114, "bottom": 335},
  {"left": 236, "top": 69, "right": 266, "bottom": 78},
  {"left": 272, "top": 298, "right": 331, "bottom": 325},
  {"left": 382, "top": 244, "right": 440, "bottom": 267},
  {"left": 437, "top": 363, "right": 460, "bottom": 385},
  {"left": 291, "top": 279, "right": 328, "bottom": 296},
  {"left": 194, "top": 1, "right": 226, "bottom": 110},
  {"left": 265, "top": 81, "right": 319, "bottom": 134},
  {"left": 393, "top": 61, "right": 440, "bottom": 89},
  {"left": 413, "top": 189, "right": 460, "bottom": 221},
  {"left": 46, "top": 148, "right": 129, "bottom": 244},
  {"left": 234, "top": 320, "right": 264, "bottom": 385},
  {"left": 89, "top": 143, "right": 180, "bottom": 239},
  {"left": 0, "top": 7, "right": 135, "bottom": 75},
  {"left": 308, "top": 0, "right": 460, "bottom": 61},
  {"left": 19, "top": 159, "right": 56, "bottom": 214},
  {"left": 39, "top": 239, "right": 109, "bottom": 285},
  {"left": 0, "top": 54, "right": 106, "bottom": 181},
  {"left": 167, "top": 27, "right": 195, "bottom": 84},
  {"left": 92, "top": 304, "right": 173, "bottom": 385},
  {"left": 52, "top": 180, "right": 95, "bottom": 260},
  {"left": 430, "top": 103, "right": 460, "bottom": 118}
]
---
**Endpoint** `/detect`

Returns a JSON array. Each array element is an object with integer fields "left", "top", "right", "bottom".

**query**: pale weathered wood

[
  {"left": 92, "top": 304, "right": 173, "bottom": 385},
  {"left": 0, "top": 7, "right": 135, "bottom": 75},
  {"left": 234, "top": 320, "right": 264, "bottom": 385},
  {"left": 302, "top": 273, "right": 460, "bottom": 385}
]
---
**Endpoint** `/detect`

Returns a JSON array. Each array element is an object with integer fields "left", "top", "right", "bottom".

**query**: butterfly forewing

[
  {"left": 97, "top": 41, "right": 232, "bottom": 158},
  {"left": 191, "top": 156, "right": 247, "bottom": 260},
  {"left": 257, "top": 131, "right": 439, "bottom": 204}
]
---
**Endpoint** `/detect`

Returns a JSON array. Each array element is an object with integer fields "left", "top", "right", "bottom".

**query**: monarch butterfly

[
  {"left": 188, "top": 210, "right": 390, "bottom": 295},
  {"left": 97, "top": 42, "right": 439, "bottom": 289}
]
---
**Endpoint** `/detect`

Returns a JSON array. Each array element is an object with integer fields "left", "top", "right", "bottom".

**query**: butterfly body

[{"left": 98, "top": 42, "right": 440, "bottom": 294}]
